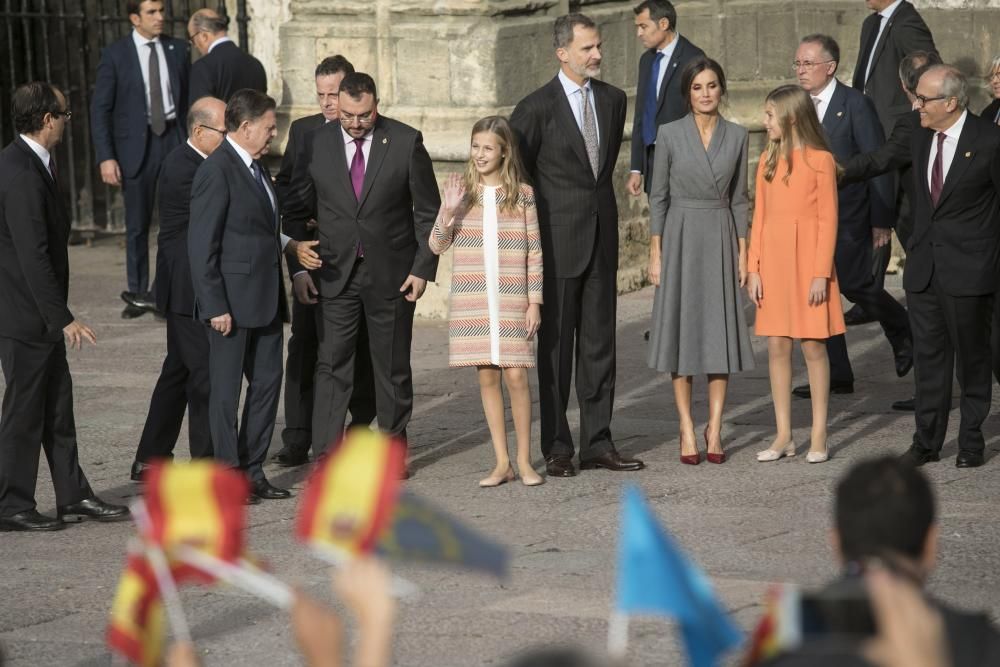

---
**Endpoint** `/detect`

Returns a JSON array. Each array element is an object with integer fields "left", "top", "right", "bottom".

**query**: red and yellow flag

[
  {"left": 106, "top": 553, "right": 165, "bottom": 667},
  {"left": 296, "top": 428, "right": 406, "bottom": 558},
  {"left": 143, "top": 460, "right": 249, "bottom": 583}
]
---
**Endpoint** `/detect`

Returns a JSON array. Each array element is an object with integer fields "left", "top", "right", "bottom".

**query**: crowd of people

[{"left": 2, "top": 0, "right": 1000, "bottom": 663}]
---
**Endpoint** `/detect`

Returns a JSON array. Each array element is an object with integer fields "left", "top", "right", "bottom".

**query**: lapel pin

[
  {"left": 965, "top": 151, "right": 972, "bottom": 158},
  {"left": 382, "top": 137, "right": 388, "bottom": 144},
  {"left": 837, "top": 111, "right": 843, "bottom": 117}
]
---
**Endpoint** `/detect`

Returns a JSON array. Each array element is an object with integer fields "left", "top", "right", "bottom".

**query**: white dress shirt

[
  {"left": 19, "top": 134, "right": 52, "bottom": 173},
  {"left": 557, "top": 69, "right": 600, "bottom": 146},
  {"left": 186, "top": 139, "right": 208, "bottom": 159},
  {"left": 811, "top": 77, "right": 838, "bottom": 123},
  {"left": 207, "top": 35, "right": 232, "bottom": 54},
  {"left": 863, "top": 0, "right": 905, "bottom": 85},
  {"left": 225, "top": 136, "right": 290, "bottom": 249},
  {"left": 926, "top": 110, "right": 968, "bottom": 192},
  {"left": 342, "top": 126, "right": 373, "bottom": 169},
  {"left": 131, "top": 30, "right": 176, "bottom": 122},
  {"left": 653, "top": 32, "right": 682, "bottom": 101}
]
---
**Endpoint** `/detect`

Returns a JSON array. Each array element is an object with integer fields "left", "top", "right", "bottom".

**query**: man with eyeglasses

[
  {"left": 0, "top": 82, "right": 129, "bottom": 530},
  {"left": 128, "top": 96, "right": 228, "bottom": 482},
  {"left": 186, "top": 8, "right": 266, "bottom": 105},
  {"left": 790, "top": 34, "right": 913, "bottom": 404},
  {"left": 284, "top": 72, "right": 440, "bottom": 477},
  {"left": 270, "top": 55, "right": 377, "bottom": 468},
  {"left": 91, "top": 0, "right": 190, "bottom": 319}
]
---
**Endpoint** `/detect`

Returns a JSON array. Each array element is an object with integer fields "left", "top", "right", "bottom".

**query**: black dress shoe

[
  {"left": 121, "top": 290, "right": 158, "bottom": 312},
  {"left": 579, "top": 449, "right": 645, "bottom": 472},
  {"left": 251, "top": 479, "right": 291, "bottom": 500},
  {"left": 545, "top": 456, "right": 577, "bottom": 477},
  {"left": 892, "top": 338, "right": 914, "bottom": 377},
  {"left": 892, "top": 397, "right": 916, "bottom": 411},
  {"left": 792, "top": 382, "right": 855, "bottom": 399},
  {"left": 121, "top": 303, "right": 147, "bottom": 319},
  {"left": 57, "top": 496, "right": 130, "bottom": 522},
  {"left": 843, "top": 305, "right": 876, "bottom": 326},
  {"left": 899, "top": 445, "right": 940, "bottom": 467},
  {"left": 130, "top": 460, "right": 154, "bottom": 482},
  {"left": 955, "top": 450, "right": 985, "bottom": 468},
  {"left": 272, "top": 447, "right": 310, "bottom": 467},
  {"left": 0, "top": 509, "right": 64, "bottom": 532}
]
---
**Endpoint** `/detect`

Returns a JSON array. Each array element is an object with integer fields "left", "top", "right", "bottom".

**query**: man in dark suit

[
  {"left": 626, "top": 0, "right": 704, "bottom": 197},
  {"left": 188, "top": 90, "right": 291, "bottom": 500},
  {"left": 841, "top": 50, "right": 941, "bottom": 413},
  {"left": 763, "top": 457, "right": 1000, "bottom": 666},
  {"left": 898, "top": 66, "right": 1000, "bottom": 469},
  {"left": 792, "top": 34, "right": 912, "bottom": 400},
  {"left": 285, "top": 73, "right": 439, "bottom": 473},
  {"left": 129, "top": 97, "right": 227, "bottom": 482},
  {"left": 0, "top": 82, "right": 129, "bottom": 531},
  {"left": 187, "top": 8, "right": 267, "bottom": 104},
  {"left": 511, "top": 14, "right": 642, "bottom": 478},
  {"left": 846, "top": 0, "right": 937, "bottom": 326},
  {"left": 271, "top": 55, "right": 377, "bottom": 468},
  {"left": 91, "top": 0, "right": 190, "bottom": 319}
]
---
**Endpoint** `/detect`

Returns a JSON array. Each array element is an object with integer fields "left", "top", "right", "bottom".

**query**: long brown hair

[
  {"left": 762, "top": 84, "right": 834, "bottom": 183},
  {"left": 462, "top": 116, "right": 528, "bottom": 214}
]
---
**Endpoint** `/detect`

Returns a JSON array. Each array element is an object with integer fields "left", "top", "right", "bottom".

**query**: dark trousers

[
  {"left": 122, "top": 122, "right": 182, "bottom": 293},
  {"left": 538, "top": 239, "right": 616, "bottom": 461},
  {"left": 134, "top": 312, "right": 212, "bottom": 463},
  {"left": 0, "top": 337, "right": 92, "bottom": 516},
  {"left": 828, "top": 235, "right": 910, "bottom": 383},
  {"left": 282, "top": 297, "right": 376, "bottom": 451},
  {"left": 312, "top": 259, "right": 414, "bottom": 454},
  {"left": 908, "top": 275, "right": 993, "bottom": 454},
  {"left": 992, "top": 302, "right": 1000, "bottom": 386},
  {"left": 208, "top": 316, "right": 283, "bottom": 481}
]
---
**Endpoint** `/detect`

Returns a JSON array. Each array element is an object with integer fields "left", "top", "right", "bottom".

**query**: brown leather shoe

[
  {"left": 579, "top": 449, "right": 645, "bottom": 472},
  {"left": 544, "top": 456, "right": 576, "bottom": 477}
]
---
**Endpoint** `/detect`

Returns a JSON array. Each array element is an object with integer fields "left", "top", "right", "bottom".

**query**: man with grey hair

[
  {"left": 898, "top": 65, "right": 1000, "bottom": 469},
  {"left": 187, "top": 8, "right": 266, "bottom": 104},
  {"left": 511, "top": 14, "right": 642, "bottom": 477}
]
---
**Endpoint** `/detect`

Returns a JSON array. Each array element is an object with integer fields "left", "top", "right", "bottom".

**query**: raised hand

[{"left": 441, "top": 173, "right": 466, "bottom": 222}]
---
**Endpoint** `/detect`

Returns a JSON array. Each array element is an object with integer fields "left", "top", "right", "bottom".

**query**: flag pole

[
  {"left": 607, "top": 610, "right": 629, "bottom": 661},
  {"left": 174, "top": 545, "right": 294, "bottom": 609},
  {"left": 308, "top": 544, "right": 421, "bottom": 599},
  {"left": 128, "top": 502, "right": 192, "bottom": 644}
]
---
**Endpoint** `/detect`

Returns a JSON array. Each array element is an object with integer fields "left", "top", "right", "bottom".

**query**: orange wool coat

[{"left": 747, "top": 146, "right": 847, "bottom": 339}]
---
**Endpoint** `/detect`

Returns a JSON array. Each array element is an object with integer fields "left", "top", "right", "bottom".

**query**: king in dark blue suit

[{"left": 90, "top": 0, "right": 189, "bottom": 318}]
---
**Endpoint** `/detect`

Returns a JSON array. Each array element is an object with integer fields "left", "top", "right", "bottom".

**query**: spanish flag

[
  {"left": 143, "top": 460, "right": 249, "bottom": 583},
  {"left": 106, "top": 553, "right": 165, "bottom": 667},
  {"left": 296, "top": 428, "right": 406, "bottom": 558}
]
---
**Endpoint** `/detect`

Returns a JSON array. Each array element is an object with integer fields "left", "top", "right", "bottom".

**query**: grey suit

[{"left": 647, "top": 115, "right": 755, "bottom": 375}]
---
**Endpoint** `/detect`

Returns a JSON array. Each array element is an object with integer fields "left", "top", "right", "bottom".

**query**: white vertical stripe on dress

[{"left": 482, "top": 186, "right": 501, "bottom": 365}]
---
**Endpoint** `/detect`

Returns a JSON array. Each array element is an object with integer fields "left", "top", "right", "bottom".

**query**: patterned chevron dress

[{"left": 429, "top": 183, "right": 543, "bottom": 367}]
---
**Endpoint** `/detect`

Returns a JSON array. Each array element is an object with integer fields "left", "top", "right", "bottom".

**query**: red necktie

[{"left": 930, "top": 132, "right": 945, "bottom": 207}]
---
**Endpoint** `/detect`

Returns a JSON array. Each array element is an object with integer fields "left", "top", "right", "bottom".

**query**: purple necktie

[
  {"left": 930, "top": 132, "right": 945, "bottom": 207},
  {"left": 350, "top": 137, "right": 365, "bottom": 200}
]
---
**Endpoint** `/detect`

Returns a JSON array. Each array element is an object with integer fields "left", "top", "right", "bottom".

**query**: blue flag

[
  {"left": 376, "top": 491, "right": 509, "bottom": 579},
  {"left": 615, "top": 484, "right": 743, "bottom": 666}
]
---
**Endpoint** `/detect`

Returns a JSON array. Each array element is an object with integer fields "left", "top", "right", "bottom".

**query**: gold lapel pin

[
  {"left": 965, "top": 151, "right": 972, "bottom": 158},
  {"left": 382, "top": 138, "right": 388, "bottom": 144}
]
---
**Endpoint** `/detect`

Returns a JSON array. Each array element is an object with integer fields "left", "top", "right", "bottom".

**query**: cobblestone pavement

[{"left": 2, "top": 239, "right": 999, "bottom": 666}]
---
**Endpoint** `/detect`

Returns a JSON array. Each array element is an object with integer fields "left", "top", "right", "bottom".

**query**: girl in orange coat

[{"left": 746, "top": 85, "right": 845, "bottom": 464}]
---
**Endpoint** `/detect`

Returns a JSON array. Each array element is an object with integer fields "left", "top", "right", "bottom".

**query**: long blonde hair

[
  {"left": 762, "top": 84, "right": 835, "bottom": 183},
  {"left": 462, "top": 116, "right": 528, "bottom": 214}
]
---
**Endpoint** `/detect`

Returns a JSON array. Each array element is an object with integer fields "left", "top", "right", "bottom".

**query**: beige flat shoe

[
  {"left": 756, "top": 441, "right": 796, "bottom": 462},
  {"left": 478, "top": 467, "right": 515, "bottom": 488},
  {"left": 806, "top": 450, "right": 829, "bottom": 463}
]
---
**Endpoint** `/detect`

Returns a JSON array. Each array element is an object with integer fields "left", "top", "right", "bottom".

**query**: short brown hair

[
  {"left": 224, "top": 89, "right": 276, "bottom": 132},
  {"left": 553, "top": 13, "right": 597, "bottom": 50}
]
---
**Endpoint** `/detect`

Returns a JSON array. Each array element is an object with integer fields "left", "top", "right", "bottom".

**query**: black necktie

[
  {"left": 48, "top": 156, "right": 57, "bottom": 184},
  {"left": 147, "top": 42, "right": 167, "bottom": 136},
  {"left": 853, "top": 14, "right": 880, "bottom": 91},
  {"left": 252, "top": 161, "right": 274, "bottom": 217}
]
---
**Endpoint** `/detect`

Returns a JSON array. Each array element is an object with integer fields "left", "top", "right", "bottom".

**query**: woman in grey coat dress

[{"left": 647, "top": 57, "right": 755, "bottom": 465}]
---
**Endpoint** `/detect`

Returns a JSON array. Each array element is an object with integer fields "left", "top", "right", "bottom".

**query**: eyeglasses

[
  {"left": 913, "top": 94, "right": 950, "bottom": 108},
  {"left": 339, "top": 111, "right": 375, "bottom": 126},
  {"left": 198, "top": 124, "right": 226, "bottom": 135},
  {"left": 791, "top": 60, "right": 834, "bottom": 71},
  {"left": 188, "top": 31, "right": 205, "bottom": 43},
  {"left": 51, "top": 109, "right": 72, "bottom": 120}
]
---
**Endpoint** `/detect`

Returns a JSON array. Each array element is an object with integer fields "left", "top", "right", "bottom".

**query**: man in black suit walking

[
  {"left": 792, "top": 34, "right": 912, "bottom": 401},
  {"left": 898, "top": 66, "right": 1000, "bottom": 469},
  {"left": 511, "top": 14, "right": 643, "bottom": 477},
  {"left": 129, "top": 97, "right": 227, "bottom": 481},
  {"left": 0, "top": 82, "right": 128, "bottom": 531},
  {"left": 91, "top": 0, "right": 190, "bottom": 318},
  {"left": 187, "top": 8, "right": 267, "bottom": 104},
  {"left": 188, "top": 90, "right": 291, "bottom": 500},
  {"left": 271, "top": 55, "right": 377, "bottom": 468},
  {"left": 285, "top": 73, "right": 439, "bottom": 474},
  {"left": 846, "top": 0, "right": 937, "bottom": 326},
  {"left": 626, "top": 0, "right": 704, "bottom": 197}
]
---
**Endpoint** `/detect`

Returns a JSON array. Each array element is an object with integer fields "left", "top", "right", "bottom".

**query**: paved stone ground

[{"left": 2, "top": 239, "right": 999, "bottom": 667}]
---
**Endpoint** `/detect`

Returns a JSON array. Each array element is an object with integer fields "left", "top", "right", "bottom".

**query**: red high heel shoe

[
  {"left": 704, "top": 428, "right": 726, "bottom": 464},
  {"left": 680, "top": 434, "right": 700, "bottom": 465}
]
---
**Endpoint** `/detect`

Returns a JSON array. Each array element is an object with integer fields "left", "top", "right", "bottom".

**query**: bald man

[
  {"left": 130, "top": 97, "right": 229, "bottom": 481},
  {"left": 187, "top": 9, "right": 266, "bottom": 104}
]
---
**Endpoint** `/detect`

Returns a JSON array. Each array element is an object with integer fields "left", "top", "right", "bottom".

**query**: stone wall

[{"left": 252, "top": 0, "right": 1000, "bottom": 317}]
